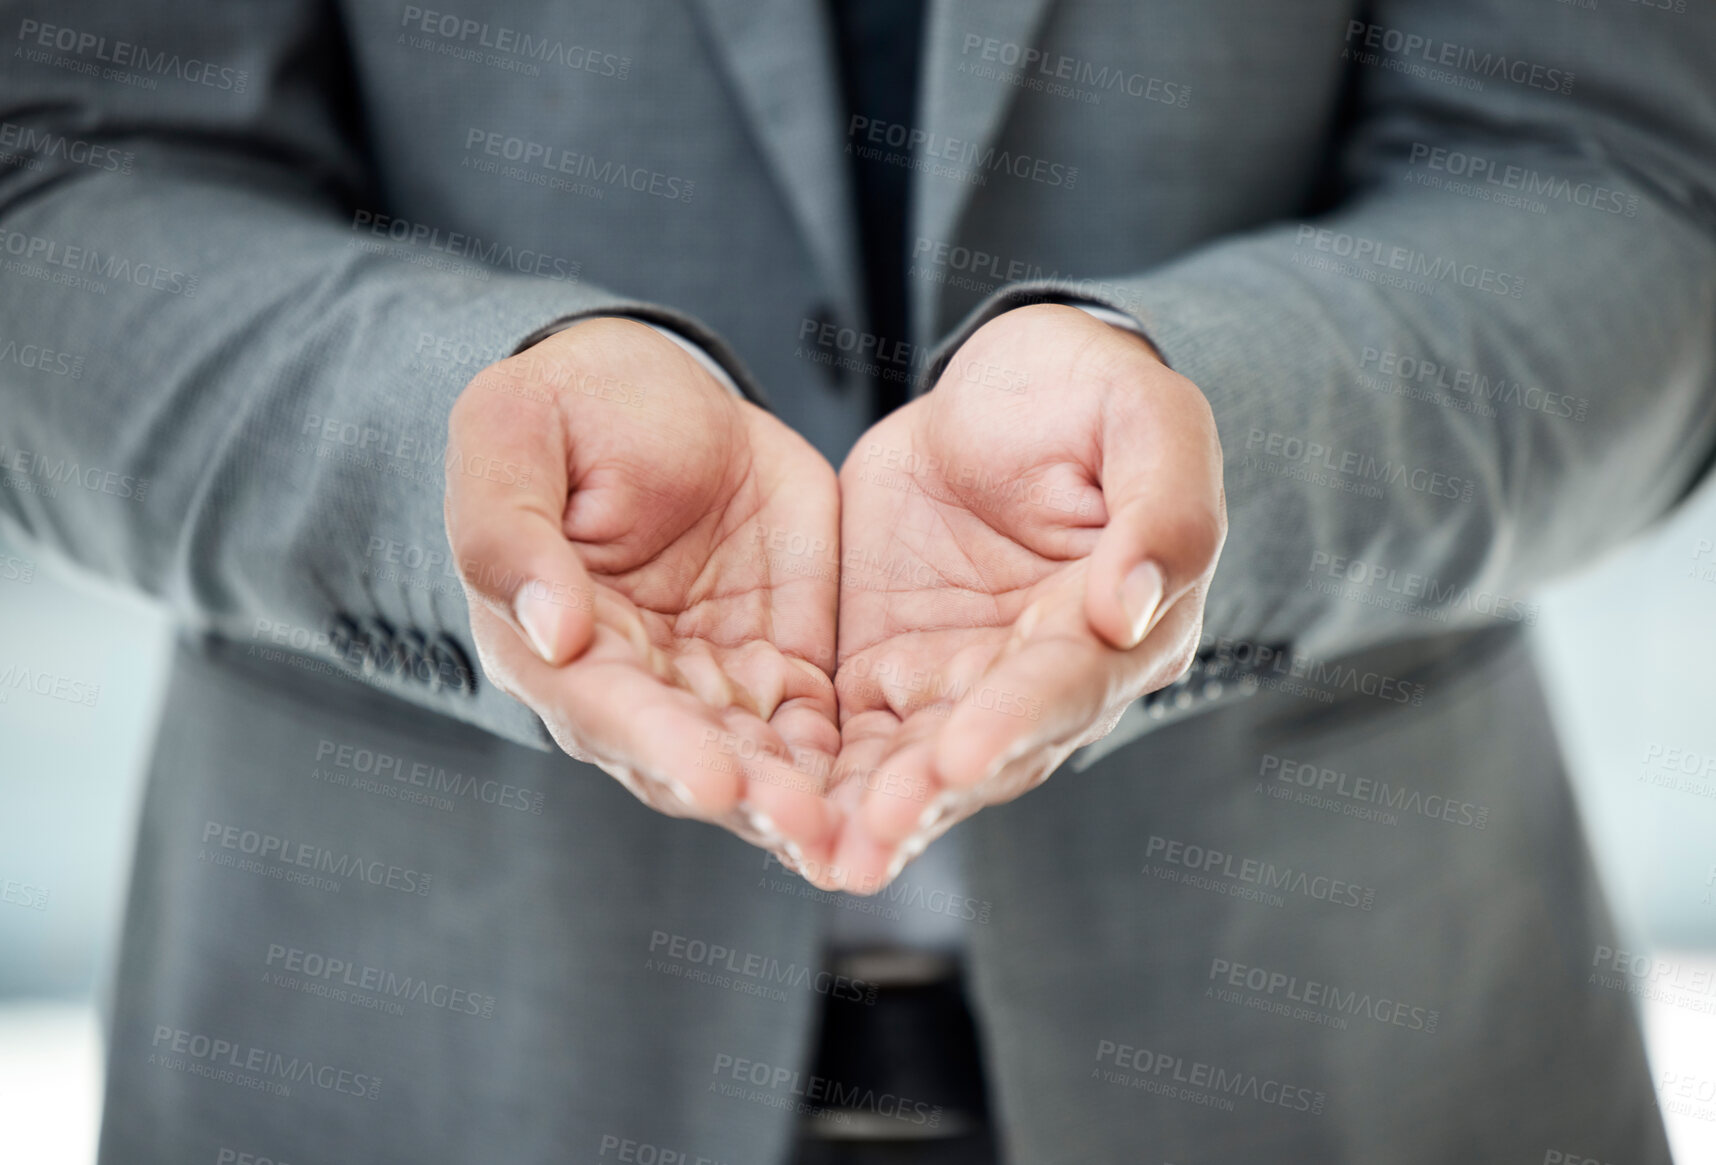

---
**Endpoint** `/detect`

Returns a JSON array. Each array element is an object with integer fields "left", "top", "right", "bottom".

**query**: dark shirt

[{"left": 827, "top": 0, "right": 928, "bottom": 419}]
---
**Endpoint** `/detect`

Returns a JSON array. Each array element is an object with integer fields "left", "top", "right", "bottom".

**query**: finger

[
  {"left": 446, "top": 374, "right": 594, "bottom": 665},
  {"left": 724, "top": 719, "right": 841, "bottom": 851},
  {"left": 1083, "top": 367, "right": 1226, "bottom": 650},
  {"left": 841, "top": 727, "right": 976, "bottom": 893},
  {"left": 671, "top": 644, "right": 756, "bottom": 715},
  {"left": 473, "top": 604, "right": 835, "bottom": 848},
  {"left": 720, "top": 649, "right": 843, "bottom": 835},
  {"left": 471, "top": 603, "right": 734, "bottom": 803},
  {"left": 822, "top": 795, "right": 901, "bottom": 896},
  {"left": 743, "top": 410, "right": 845, "bottom": 675},
  {"left": 719, "top": 643, "right": 829, "bottom": 724},
  {"left": 931, "top": 592, "right": 1204, "bottom": 790},
  {"left": 853, "top": 713, "right": 949, "bottom": 847},
  {"left": 850, "top": 717, "right": 1069, "bottom": 878}
]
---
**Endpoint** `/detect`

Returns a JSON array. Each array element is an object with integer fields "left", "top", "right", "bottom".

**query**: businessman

[{"left": 3, "top": 0, "right": 1714, "bottom": 1162}]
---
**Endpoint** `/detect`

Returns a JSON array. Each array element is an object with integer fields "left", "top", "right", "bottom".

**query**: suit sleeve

[
  {"left": 933, "top": 0, "right": 1716, "bottom": 674},
  {"left": 0, "top": 0, "right": 762, "bottom": 750}
]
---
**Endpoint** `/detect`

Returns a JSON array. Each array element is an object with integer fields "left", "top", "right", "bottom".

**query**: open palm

[
  {"left": 446, "top": 318, "right": 842, "bottom": 863},
  {"left": 817, "top": 305, "right": 1225, "bottom": 892}
]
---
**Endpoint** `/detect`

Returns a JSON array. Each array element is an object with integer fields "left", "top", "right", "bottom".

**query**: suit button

[
  {"left": 327, "top": 613, "right": 365, "bottom": 670},
  {"left": 431, "top": 634, "right": 478, "bottom": 695},
  {"left": 399, "top": 627, "right": 433, "bottom": 685},
  {"left": 808, "top": 303, "right": 845, "bottom": 389},
  {"left": 357, "top": 616, "right": 398, "bottom": 677}
]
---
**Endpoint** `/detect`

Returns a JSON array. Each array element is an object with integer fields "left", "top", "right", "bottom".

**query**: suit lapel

[
  {"left": 687, "top": 0, "right": 860, "bottom": 322},
  {"left": 913, "top": 0, "right": 1060, "bottom": 341},
  {"left": 687, "top": 0, "right": 1061, "bottom": 342}
]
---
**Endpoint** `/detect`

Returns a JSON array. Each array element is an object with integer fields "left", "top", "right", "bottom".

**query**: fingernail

[
  {"left": 513, "top": 581, "right": 563, "bottom": 663},
  {"left": 886, "top": 832, "right": 931, "bottom": 882},
  {"left": 751, "top": 810, "right": 783, "bottom": 845},
  {"left": 663, "top": 776, "right": 699, "bottom": 812},
  {"left": 736, "top": 801, "right": 784, "bottom": 846},
  {"left": 916, "top": 790, "right": 962, "bottom": 834},
  {"left": 1120, "top": 560, "right": 1165, "bottom": 648}
]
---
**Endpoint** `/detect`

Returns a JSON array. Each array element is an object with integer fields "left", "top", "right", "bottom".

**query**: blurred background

[{"left": 2, "top": 473, "right": 1715, "bottom": 1161}]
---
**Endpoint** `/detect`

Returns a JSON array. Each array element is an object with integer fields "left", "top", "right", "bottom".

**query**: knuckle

[{"left": 1162, "top": 504, "right": 1226, "bottom": 576}]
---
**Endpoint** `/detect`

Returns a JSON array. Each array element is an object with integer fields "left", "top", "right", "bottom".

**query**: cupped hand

[
  {"left": 444, "top": 317, "right": 844, "bottom": 866},
  {"left": 816, "top": 304, "right": 1226, "bottom": 893}
]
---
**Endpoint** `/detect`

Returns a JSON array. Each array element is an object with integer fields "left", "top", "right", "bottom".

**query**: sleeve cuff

[{"left": 513, "top": 312, "right": 760, "bottom": 405}]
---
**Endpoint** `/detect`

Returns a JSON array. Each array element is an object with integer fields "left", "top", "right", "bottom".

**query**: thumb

[
  {"left": 444, "top": 370, "right": 596, "bottom": 665},
  {"left": 1083, "top": 370, "right": 1226, "bottom": 650}
]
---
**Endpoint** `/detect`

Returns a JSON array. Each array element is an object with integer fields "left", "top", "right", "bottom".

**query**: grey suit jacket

[{"left": 3, "top": 0, "right": 1715, "bottom": 1160}]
